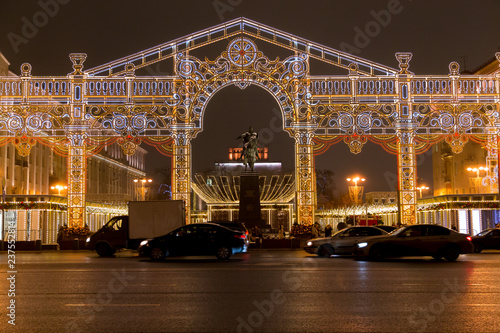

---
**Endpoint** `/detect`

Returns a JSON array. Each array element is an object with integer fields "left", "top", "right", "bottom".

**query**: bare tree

[{"left": 316, "top": 169, "right": 336, "bottom": 209}]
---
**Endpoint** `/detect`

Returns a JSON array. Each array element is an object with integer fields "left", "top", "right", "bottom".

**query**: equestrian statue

[{"left": 236, "top": 126, "right": 260, "bottom": 172}]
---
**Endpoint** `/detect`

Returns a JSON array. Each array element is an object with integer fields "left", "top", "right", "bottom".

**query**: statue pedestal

[{"left": 239, "top": 171, "right": 264, "bottom": 228}]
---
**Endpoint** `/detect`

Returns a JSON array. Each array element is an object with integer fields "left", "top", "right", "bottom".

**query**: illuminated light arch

[
  {"left": 166, "top": 37, "right": 315, "bottom": 224},
  {"left": 172, "top": 40, "right": 310, "bottom": 137},
  {"left": 0, "top": 17, "right": 499, "bottom": 227}
]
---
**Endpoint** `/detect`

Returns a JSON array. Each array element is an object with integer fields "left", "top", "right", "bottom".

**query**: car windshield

[
  {"left": 386, "top": 228, "right": 398, "bottom": 235},
  {"left": 391, "top": 227, "right": 408, "bottom": 237},
  {"left": 103, "top": 217, "right": 123, "bottom": 231},
  {"left": 476, "top": 229, "right": 491, "bottom": 237},
  {"left": 331, "top": 229, "right": 347, "bottom": 237}
]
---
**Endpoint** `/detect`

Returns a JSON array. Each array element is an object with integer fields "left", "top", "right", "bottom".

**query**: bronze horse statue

[
  {"left": 237, "top": 127, "right": 260, "bottom": 172},
  {"left": 242, "top": 136, "right": 259, "bottom": 171}
]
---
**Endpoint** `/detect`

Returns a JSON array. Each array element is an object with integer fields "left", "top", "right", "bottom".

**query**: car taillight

[
  {"left": 466, "top": 236, "right": 472, "bottom": 241},
  {"left": 234, "top": 234, "right": 246, "bottom": 239}
]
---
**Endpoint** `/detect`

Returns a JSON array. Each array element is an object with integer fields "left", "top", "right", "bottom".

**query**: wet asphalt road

[{"left": 2, "top": 249, "right": 500, "bottom": 333}]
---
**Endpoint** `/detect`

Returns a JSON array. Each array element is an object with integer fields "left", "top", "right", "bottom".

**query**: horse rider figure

[{"left": 236, "top": 126, "right": 259, "bottom": 171}]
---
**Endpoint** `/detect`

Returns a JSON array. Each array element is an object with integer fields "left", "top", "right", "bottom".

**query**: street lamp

[
  {"left": 134, "top": 178, "right": 152, "bottom": 201},
  {"left": 467, "top": 166, "right": 486, "bottom": 193},
  {"left": 467, "top": 166, "right": 486, "bottom": 178},
  {"left": 50, "top": 184, "right": 67, "bottom": 196},
  {"left": 346, "top": 177, "right": 365, "bottom": 205},
  {"left": 347, "top": 177, "right": 365, "bottom": 226},
  {"left": 416, "top": 185, "right": 429, "bottom": 198}
]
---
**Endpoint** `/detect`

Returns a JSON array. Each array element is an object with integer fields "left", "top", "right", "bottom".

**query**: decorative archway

[
  {"left": 1, "top": 17, "right": 499, "bottom": 228},
  {"left": 169, "top": 36, "right": 316, "bottom": 225}
]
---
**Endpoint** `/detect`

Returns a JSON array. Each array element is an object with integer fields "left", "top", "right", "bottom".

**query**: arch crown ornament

[{"left": 173, "top": 37, "right": 312, "bottom": 139}]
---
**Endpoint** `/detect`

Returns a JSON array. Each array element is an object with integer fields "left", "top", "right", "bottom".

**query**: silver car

[{"left": 304, "top": 226, "right": 388, "bottom": 257}]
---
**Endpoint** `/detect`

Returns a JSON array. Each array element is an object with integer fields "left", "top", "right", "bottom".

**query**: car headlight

[
  {"left": 86, "top": 237, "right": 90, "bottom": 243},
  {"left": 140, "top": 240, "right": 149, "bottom": 246},
  {"left": 306, "top": 241, "right": 313, "bottom": 247},
  {"left": 357, "top": 242, "right": 368, "bottom": 248}
]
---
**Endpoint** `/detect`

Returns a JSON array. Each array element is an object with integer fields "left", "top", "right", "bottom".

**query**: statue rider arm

[{"left": 236, "top": 133, "right": 248, "bottom": 140}]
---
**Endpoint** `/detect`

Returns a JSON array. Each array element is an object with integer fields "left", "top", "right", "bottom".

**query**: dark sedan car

[
  {"left": 472, "top": 228, "right": 500, "bottom": 253},
  {"left": 355, "top": 224, "right": 474, "bottom": 261},
  {"left": 139, "top": 223, "right": 248, "bottom": 260}
]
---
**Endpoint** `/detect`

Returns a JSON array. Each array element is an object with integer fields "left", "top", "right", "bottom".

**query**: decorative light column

[
  {"left": 395, "top": 52, "right": 417, "bottom": 225},
  {"left": 293, "top": 125, "right": 316, "bottom": 225},
  {"left": 171, "top": 125, "right": 194, "bottom": 224},
  {"left": 67, "top": 53, "right": 88, "bottom": 228}
]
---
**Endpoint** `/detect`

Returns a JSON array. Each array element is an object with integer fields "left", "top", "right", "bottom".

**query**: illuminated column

[
  {"left": 293, "top": 125, "right": 316, "bottom": 225},
  {"left": 67, "top": 53, "right": 88, "bottom": 227},
  {"left": 496, "top": 134, "right": 500, "bottom": 194},
  {"left": 395, "top": 52, "right": 417, "bottom": 225},
  {"left": 171, "top": 125, "right": 194, "bottom": 224},
  {"left": 66, "top": 133, "right": 87, "bottom": 227},
  {"left": 496, "top": 53, "right": 500, "bottom": 194},
  {"left": 397, "top": 131, "right": 417, "bottom": 224}
]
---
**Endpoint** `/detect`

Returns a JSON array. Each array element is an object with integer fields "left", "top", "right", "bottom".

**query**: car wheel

[
  {"left": 369, "top": 244, "right": 385, "bottom": 261},
  {"left": 318, "top": 244, "right": 334, "bottom": 257},
  {"left": 150, "top": 247, "right": 166, "bottom": 261},
  {"left": 473, "top": 243, "right": 483, "bottom": 253},
  {"left": 443, "top": 244, "right": 460, "bottom": 261},
  {"left": 95, "top": 243, "right": 116, "bottom": 257},
  {"left": 216, "top": 246, "right": 231, "bottom": 260},
  {"left": 432, "top": 254, "right": 442, "bottom": 260}
]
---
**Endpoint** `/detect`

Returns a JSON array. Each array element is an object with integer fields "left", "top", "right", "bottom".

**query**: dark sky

[{"left": 1, "top": 0, "right": 499, "bottom": 194}]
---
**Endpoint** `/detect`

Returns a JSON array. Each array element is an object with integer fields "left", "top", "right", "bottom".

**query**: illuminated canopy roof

[
  {"left": 192, "top": 172, "right": 295, "bottom": 205},
  {"left": 84, "top": 17, "right": 397, "bottom": 77}
]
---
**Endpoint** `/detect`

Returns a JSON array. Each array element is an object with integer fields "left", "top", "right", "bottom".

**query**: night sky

[{"left": 1, "top": 0, "right": 499, "bottom": 194}]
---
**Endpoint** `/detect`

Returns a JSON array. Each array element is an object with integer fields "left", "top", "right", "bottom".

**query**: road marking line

[
  {"left": 402, "top": 283, "right": 484, "bottom": 286},
  {"left": 65, "top": 304, "right": 161, "bottom": 307}
]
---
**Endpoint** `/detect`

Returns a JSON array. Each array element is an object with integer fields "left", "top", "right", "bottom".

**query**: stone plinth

[{"left": 239, "top": 171, "right": 264, "bottom": 228}]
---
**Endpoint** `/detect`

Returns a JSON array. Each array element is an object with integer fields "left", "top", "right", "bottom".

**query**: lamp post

[
  {"left": 50, "top": 184, "right": 67, "bottom": 196},
  {"left": 346, "top": 177, "right": 365, "bottom": 205},
  {"left": 134, "top": 178, "right": 152, "bottom": 201},
  {"left": 467, "top": 166, "right": 486, "bottom": 193},
  {"left": 416, "top": 185, "right": 429, "bottom": 199},
  {"left": 347, "top": 177, "right": 365, "bottom": 226}
]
